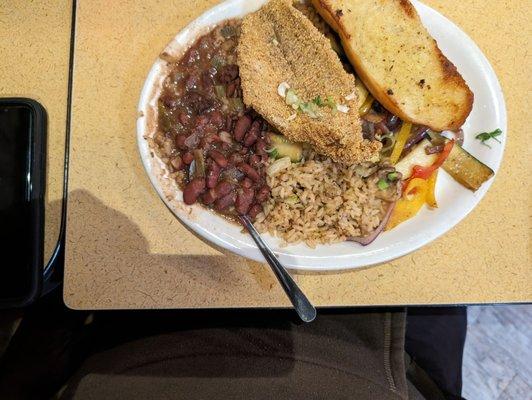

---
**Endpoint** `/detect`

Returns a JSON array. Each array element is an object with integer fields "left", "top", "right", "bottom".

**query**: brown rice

[{"left": 255, "top": 150, "right": 388, "bottom": 248}]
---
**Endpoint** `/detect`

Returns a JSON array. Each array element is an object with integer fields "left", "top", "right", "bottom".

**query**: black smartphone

[{"left": 0, "top": 98, "right": 46, "bottom": 308}]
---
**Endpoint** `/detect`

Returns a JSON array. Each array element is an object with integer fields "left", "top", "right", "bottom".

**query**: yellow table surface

[
  {"left": 62, "top": 0, "right": 530, "bottom": 309},
  {"left": 0, "top": 1, "right": 72, "bottom": 266}
]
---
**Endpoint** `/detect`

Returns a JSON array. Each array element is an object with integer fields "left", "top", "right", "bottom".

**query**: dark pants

[
  {"left": 405, "top": 308, "right": 467, "bottom": 400},
  {"left": 0, "top": 291, "right": 466, "bottom": 400}
]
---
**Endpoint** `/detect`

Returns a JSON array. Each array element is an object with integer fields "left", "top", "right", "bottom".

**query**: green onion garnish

[
  {"left": 299, "top": 102, "right": 320, "bottom": 118},
  {"left": 377, "top": 179, "right": 389, "bottom": 190},
  {"left": 285, "top": 195, "right": 299, "bottom": 205},
  {"left": 285, "top": 89, "right": 299, "bottom": 106},
  {"left": 387, "top": 172, "right": 399, "bottom": 181},
  {"left": 267, "top": 148, "right": 279, "bottom": 159},
  {"left": 325, "top": 95, "right": 336, "bottom": 109}
]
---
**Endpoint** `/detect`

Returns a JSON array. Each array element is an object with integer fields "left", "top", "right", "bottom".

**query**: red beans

[
  {"left": 206, "top": 161, "right": 221, "bottom": 189},
  {"left": 248, "top": 204, "right": 262, "bottom": 220},
  {"left": 209, "top": 134, "right": 223, "bottom": 143},
  {"left": 233, "top": 115, "right": 252, "bottom": 142},
  {"left": 202, "top": 181, "right": 233, "bottom": 205},
  {"left": 183, "top": 178, "right": 206, "bottom": 205},
  {"left": 255, "top": 139, "right": 267, "bottom": 155},
  {"left": 243, "top": 120, "right": 260, "bottom": 147},
  {"left": 209, "top": 110, "right": 224, "bottom": 128},
  {"left": 225, "top": 115, "right": 233, "bottom": 131},
  {"left": 255, "top": 185, "right": 270, "bottom": 203},
  {"left": 161, "top": 94, "right": 177, "bottom": 109},
  {"left": 182, "top": 152, "right": 194, "bottom": 164},
  {"left": 219, "top": 64, "right": 239, "bottom": 83},
  {"left": 202, "top": 189, "right": 217, "bottom": 205},
  {"left": 201, "top": 70, "right": 214, "bottom": 90},
  {"left": 226, "top": 82, "right": 236, "bottom": 97},
  {"left": 249, "top": 154, "right": 261, "bottom": 168},
  {"left": 178, "top": 111, "right": 190, "bottom": 126},
  {"left": 209, "top": 150, "right": 228, "bottom": 168},
  {"left": 241, "top": 177, "right": 253, "bottom": 189},
  {"left": 238, "top": 162, "right": 260, "bottom": 182},
  {"left": 229, "top": 153, "right": 244, "bottom": 165},
  {"left": 215, "top": 191, "right": 236, "bottom": 211},
  {"left": 158, "top": 23, "right": 276, "bottom": 219},
  {"left": 221, "top": 142, "right": 231, "bottom": 152},
  {"left": 213, "top": 181, "right": 233, "bottom": 198},
  {"left": 175, "top": 135, "right": 187, "bottom": 150},
  {"left": 194, "top": 114, "right": 209, "bottom": 130},
  {"left": 185, "top": 72, "right": 199, "bottom": 89},
  {"left": 235, "top": 187, "right": 255, "bottom": 215}
]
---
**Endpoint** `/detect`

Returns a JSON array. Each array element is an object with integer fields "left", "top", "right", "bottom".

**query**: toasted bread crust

[
  {"left": 398, "top": 0, "right": 416, "bottom": 17},
  {"left": 312, "top": 0, "right": 474, "bottom": 131},
  {"left": 238, "top": 0, "right": 380, "bottom": 163}
]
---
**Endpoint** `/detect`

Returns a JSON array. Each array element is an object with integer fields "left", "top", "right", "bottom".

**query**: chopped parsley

[
  {"left": 475, "top": 129, "right": 503, "bottom": 148},
  {"left": 312, "top": 95, "right": 325, "bottom": 106},
  {"left": 324, "top": 96, "right": 336, "bottom": 109},
  {"left": 299, "top": 101, "right": 320, "bottom": 118}
]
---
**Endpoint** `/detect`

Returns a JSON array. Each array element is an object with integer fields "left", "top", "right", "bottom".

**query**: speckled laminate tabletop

[
  {"left": 0, "top": 1, "right": 72, "bottom": 267},
  {"left": 61, "top": 0, "right": 530, "bottom": 309}
]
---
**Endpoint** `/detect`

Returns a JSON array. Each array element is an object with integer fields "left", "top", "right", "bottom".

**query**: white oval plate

[{"left": 137, "top": 0, "right": 506, "bottom": 271}]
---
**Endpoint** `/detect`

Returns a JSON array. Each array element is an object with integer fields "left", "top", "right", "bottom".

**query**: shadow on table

[{"left": 64, "top": 189, "right": 285, "bottom": 309}]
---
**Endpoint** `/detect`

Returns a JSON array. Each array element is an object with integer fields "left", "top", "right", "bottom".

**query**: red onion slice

[
  {"left": 363, "top": 112, "right": 385, "bottom": 124},
  {"left": 425, "top": 144, "right": 444, "bottom": 155},
  {"left": 348, "top": 201, "right": 396, "bottom": 246},
  {"left": 454, "top": 129, "right": 464, "bottom": 146},
  {"left": 377, "top": 121, "right": 391, "bottom": 135},
  {"left": 441, "top": 129, "right": 464, "bottom": 146},
  {"left": 404, "top": 126, "right": 429, "bottom": 151},
  {"left": 184, "top": 130, "right": 201, "bottom": 148}
]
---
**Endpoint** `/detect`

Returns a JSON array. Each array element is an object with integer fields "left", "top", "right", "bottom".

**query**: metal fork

[{"left": 239, "top": 215, "right": 316, "bottom": 323}]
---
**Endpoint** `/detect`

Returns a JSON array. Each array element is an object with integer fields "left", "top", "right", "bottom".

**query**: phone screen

[{"left": 0, "top": 103, "right": 40, "bottom": 301}]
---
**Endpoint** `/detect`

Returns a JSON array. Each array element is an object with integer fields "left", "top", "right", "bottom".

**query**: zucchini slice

[
  {"left": 442, "top": 144, "right": 494, "bottom": 191},
  {"left": 268, "top": 133, "right": 303, "bottom": 162}
]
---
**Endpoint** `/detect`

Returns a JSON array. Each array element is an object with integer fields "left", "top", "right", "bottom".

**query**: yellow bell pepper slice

[
  {"left": 358, "top": 94, "right": 374, "bottom": 116},
  {"left": 386, "top": 178, "right": 428, "bottom": 230},
  {"left": 426, "top": 170, "right": 438, "bottom": 208},
  {"left": 390, "top": 122, "right": 412, "bottom": 164}
]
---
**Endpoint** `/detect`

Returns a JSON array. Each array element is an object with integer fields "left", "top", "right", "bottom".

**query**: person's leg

[
  {"left": 1, "top": 296, "right": 415, "bottom": 400},
  {"left": 405, "top": 307, "right": 467, "bottom": 400},
  {"left": 59, "top": 308, "right": 412, "bottom": 400}
]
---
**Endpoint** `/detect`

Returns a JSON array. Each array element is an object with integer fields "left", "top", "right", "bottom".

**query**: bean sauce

[{"left": 155, "top": 21, "right": 270, "bottom": 221}]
